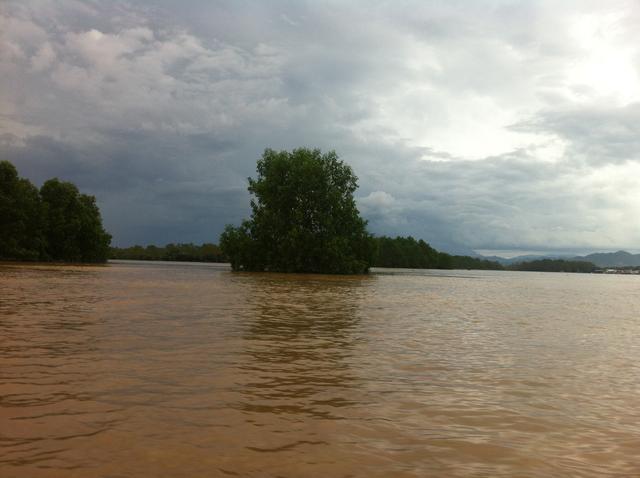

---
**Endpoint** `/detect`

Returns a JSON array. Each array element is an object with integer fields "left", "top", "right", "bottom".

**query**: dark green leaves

[
  {"left": 371, "top": 236, "right": 453, "bottom": 269},
  {"left": 221, "top": 148, "right": 373, "bottom": 274},
  {"left": 0, "top": 161, "right": 44, "bottom": 260},
  {"left": 109, "top": 243, "right": 226, "bottom": 262},
  {"left": 0, "top": 160, "right": 111, "bottom": 263}
]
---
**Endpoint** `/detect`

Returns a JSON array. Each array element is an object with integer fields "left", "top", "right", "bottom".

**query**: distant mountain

[
  {"left": 576, "top": 251, "right": 640, "bottom": 267},
  {"left": 430, "top": 241, "right": 481, "bottom": 257},
  {"left": 480, "top": 255, "right": 509, "bottom": 264},
  {"left": 481, "top": 254, "right": 572, "bottom": 265},
  {"left": 479, "top": 250, "right": 640, "bottom": 267}
]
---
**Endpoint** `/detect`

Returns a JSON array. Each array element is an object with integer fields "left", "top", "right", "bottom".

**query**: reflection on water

[
  {"left": 239, "top": 274, "right": 365, "bottom": 420},
  {"left": 1, "top": 261, "right": 639, "bottom": 477}
]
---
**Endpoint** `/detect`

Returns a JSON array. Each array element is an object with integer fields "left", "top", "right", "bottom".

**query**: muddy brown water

[{"left": 1, "top": 261, "right": 639, "bottom": 477}]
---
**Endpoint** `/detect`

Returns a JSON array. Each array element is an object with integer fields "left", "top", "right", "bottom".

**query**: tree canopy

[
  {"left": 0, "top": 160, "right": 111, "bottom": 263},
  {"left": 110, "top": 242, "right": 225, "bottom": 262},
  {"left": 0, "top": 161, "right": 44, "bottom": 260},
  {"left": 220, "top": 148, "right": 373, "bottom": 274},
  {"left": 370, "top": 235, "right": 504, "bottom": 270},
  {"left": 372, "top": 236, "right": 451, "bottom": 269}
]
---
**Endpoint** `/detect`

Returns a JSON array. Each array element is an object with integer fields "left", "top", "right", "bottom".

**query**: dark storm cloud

[
  {"left": 1, "top": 130, "right": 250, "bottom": 245},
  {"left": 2, "top": 0, "right": 640, "bottom": 252}
]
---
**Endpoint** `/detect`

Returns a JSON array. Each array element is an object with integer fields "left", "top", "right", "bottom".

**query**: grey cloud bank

[{"left": 2, "top": 0, "right": 640, "bottom": 254}]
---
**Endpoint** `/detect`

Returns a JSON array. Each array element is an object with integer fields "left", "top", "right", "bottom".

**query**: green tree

[
  {"left": 371, "top": 235, "right": 455, "bottom": 269},
  {"left": 220, "top": 148, "right": 373, "bottom": 274},
  {"left": 109, "top": 242, "right": 227, "bottom": 262},
  {"left": 449, "top": 255, "right": 503, "bottom": 270},
  {"left": 0, "top": 160, "right": 44, "bottom": 260},
  {"left": 370, "top": 235, "right": 504, "bottom": 270},
  {"left": 40, "top": 178, "right": 111, "bottom": 262}
]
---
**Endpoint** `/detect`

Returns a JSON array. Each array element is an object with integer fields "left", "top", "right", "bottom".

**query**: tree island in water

[{"left": 2, "top": 154, "right": 596, "bottom": 273}]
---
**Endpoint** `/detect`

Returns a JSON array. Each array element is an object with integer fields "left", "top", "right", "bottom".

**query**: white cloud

[
  {"left": 360, "top": 190, "right": 395, "bottom": 209},
  {"left": 2, "top": 0, "right": 640, "bottom": 251}
]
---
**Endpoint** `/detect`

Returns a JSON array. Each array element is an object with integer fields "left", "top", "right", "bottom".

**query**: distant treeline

[
  {"left": 451, "top": 255, "right": 506, "bottom": 270},
  {"left": 0, "top": 158, "right": 606, "bottom": 272},
  {"left": 110, "top": 236, "right": 505, "bottom": 270},
  {"left": 372, "top": 236, "right": 451, "bottom": 268},
  {"left": 109, "top": 236, "right": 596, "bottom": 273},
  {"left": 370, "top": 236, "right": 504, "bottom": 270},
  {"left": 110, "top": 243, "right": 226, "bottom": 263},
  {"left": 509, "top": 259, "right": 595, "bottom": 273},
  {"left": 0, "top": 160, "right": 111, "bottom": 263},
  {"left": 369, "top": 237, "right": 597, "bottom": 272}
]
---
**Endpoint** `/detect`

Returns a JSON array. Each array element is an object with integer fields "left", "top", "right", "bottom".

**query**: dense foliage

[
  {"left": 370, "top": 235, "right": 504, "bottom": 270},
  {"left": 508, "top": 259, "right": 595, "bottom": 273},
  {"left": 450, "top": 255, "right": 504, "bottom": 270},
  {"left": 220, "top": 148, "right": 373, "bottom": 274},
  {"left": 372, "top": 236, "right": 452, "bottom": 269},
  {"left": 110, "top": 243, "right": 225, "bottom": 262},
  {"left": 369, "top": 237, "right": 598, "bottom": 273},
  {"left": 0, "top": 161, "right": 44, "bottom": 260},
  {"left": 0, "top": 160, "right": 111, "bottom": 262}
]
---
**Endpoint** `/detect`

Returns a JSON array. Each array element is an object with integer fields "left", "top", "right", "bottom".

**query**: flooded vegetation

[{"left": 1, "top": 261, "right": 639, "bottom": 477}]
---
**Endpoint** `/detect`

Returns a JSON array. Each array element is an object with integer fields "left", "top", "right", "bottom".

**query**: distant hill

[
  {"left": 576, "top": 251, "right": 640, "bottom": 267},
  {"left": 430, "top": 241, "right": 481, "bottom": 257},
  {"left": 480, "top": 250, "right": 640, "bottom": 267},
  {"left": 510, "top": 258, "right": 595, "bottom": 273},
  {"left": 481, "top": 254, "right": 572, "bottom": 265}
]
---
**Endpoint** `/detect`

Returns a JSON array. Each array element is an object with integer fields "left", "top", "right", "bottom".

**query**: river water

[{"left": 1, "top": 261, "right": 639, "bottom": 477}]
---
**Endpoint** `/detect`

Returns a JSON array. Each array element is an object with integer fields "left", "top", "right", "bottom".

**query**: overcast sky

[{"left": 2, "top": 0, "right": 640, "bottom": 255}]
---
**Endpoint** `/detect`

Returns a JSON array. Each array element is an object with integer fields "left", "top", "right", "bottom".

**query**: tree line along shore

[
  {"left": 109, "top": 237, "right": 505, "bottom": 270},
  {"left": 109, "top": 240, "right": 597, "bottom": 273},
  {"left": 1, "top": 160, "right": 111, "bottom": 263},
  {"left": 2, "top": 154, "right": 597, "bottom": 273}
]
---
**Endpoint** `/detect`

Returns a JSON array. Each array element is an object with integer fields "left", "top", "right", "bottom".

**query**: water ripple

[{"left": 1, "top": 263, "right": 640, "bottom": 476}]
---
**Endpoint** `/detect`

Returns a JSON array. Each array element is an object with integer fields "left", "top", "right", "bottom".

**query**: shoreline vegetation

[
  {"left": 108, "top": 240, "right": 599, "bottom": 273},
  {"left": 2, "top": 154, "right": 605, "bottom": 273},
  {"left": 0, "top": 156, "right": 614, "bottom": 274},
  {"left": 110, "top": 243, "right": 225, "bottom": 263},
  {"left": 219, "top": 148, "right": 372, "bottom": 274},
  {"left": 0, "top": 160, "right": 111, "bottom": 263},
  {"left": 216, "top": 148, "right": 601, "bottom": 274}
]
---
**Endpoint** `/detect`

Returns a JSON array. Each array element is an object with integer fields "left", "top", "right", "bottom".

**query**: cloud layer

[{"left": 2, "top": 0, "right": 640, "bottom": 253}]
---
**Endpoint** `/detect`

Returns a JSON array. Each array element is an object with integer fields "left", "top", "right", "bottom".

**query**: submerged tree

[
  {"left": 0, "top": 160, "right": 111, "bottom": 263},
  {"left": 220, "top": 148, "right": 373, "bottom": 274},
  {"left": 40, "top": 178, "right": 112, "bottom": 262},
  {"left": 0, "top": 161, "right": 44, "bottom": 260}
]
